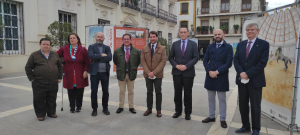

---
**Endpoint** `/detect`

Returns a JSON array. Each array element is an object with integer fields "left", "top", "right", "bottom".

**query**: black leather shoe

[
  {"left": 103, "top": 109, "right": 110, "bottom": 115},
  {"left": 75, "top": 107, "right": 81, "bottom": 112},
  {"left": 91, "top": 110, "right": 97, "bottom": 116},
  {"left": 220, "top": 121, "right": 227, "bottom": 128},
  {"left": 116, "top": 108, "right": 123, "bottom": 114},
  {"left": 172, "top": 112, "right": 181, "bottom": 118},
  {"left": 235, "top": 127, "right": 251, "bottom": 134},
  {"left": 129, "top": 108, "right": 136, "bottom": 114},
  {"left": 70, "top": 108, "right": 75, "bottom": 113},
  {"left": 202, "top": 117, "right": 216, "bottom": 123},
  {"left": 185, "top": 114, "right": 191, "bottom": 120}
]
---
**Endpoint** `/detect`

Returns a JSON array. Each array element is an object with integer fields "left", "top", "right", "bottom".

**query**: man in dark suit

[
  {"left": 88, "top": 32, "right": 112, "bottom": 116},
  {"left": 234, "top": 23, "right": 269, "bottom": 135},
  {"left": 168, "top": 27, "right": 199, "bottom": 120},
  {"left": 202, "top": 29, "right": 233, "bottom": 128}
]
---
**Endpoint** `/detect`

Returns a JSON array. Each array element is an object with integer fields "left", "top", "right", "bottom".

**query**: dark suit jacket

[
  {"left": 88, "top": 43, "right": 112, "bottom": 76},
  {"left": 203, "top": 40, "right": 233, "bottom": 91},
  {"left": 168, "top": 39, "right": 199, "bottom": 77},
  {"left": 234, "top": 38, "right": 270, "bottom": 88}
]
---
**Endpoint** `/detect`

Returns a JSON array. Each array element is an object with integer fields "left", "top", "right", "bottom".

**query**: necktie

[
  {"left": 217, "top": 44, "right": 221, "bottom": 49},
  {"left": 246, "top": 41, "right": 252, "bottom": 58},
  {"left": 181, "top": 40, "right": 185, "bottom": 56},
  {"left": 151, "top": 45, "right": 154, "bottom": 58},
  {"left": 126, "top": 47, "right": 130, "bottom": 63}
]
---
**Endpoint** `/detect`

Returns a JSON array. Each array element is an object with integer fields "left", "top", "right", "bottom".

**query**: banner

[
  {"left": 103, "top": 26, "right": 115, "bottom": 76},
  {"left": 243, "top": 8, "right": 300, "bottom": 124},
  {"left": 86, "top": 26, "right": 103, "bottom": 47},
  {"left": 113, "top": 27, "right": 147, "bottom": 72}
]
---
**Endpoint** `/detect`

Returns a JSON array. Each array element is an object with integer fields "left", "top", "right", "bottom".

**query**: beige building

[
  {"left": 193, "top": 0, "right": 266, "bottom": 54},
  {"left": 0, "top": 0, "right": 177, "bottom": 74}
]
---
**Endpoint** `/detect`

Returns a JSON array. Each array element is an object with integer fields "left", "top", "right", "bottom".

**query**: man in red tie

[
  {"left": 234, "top": 23, "right": 269, "bottom": 135},
  {"left": 113, "top": 34, "right": 140, "bottom": 114}
]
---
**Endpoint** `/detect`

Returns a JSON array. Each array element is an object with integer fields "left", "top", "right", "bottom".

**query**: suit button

[{"left": 245, "top": 63, "right": 247, "bottom": 65}]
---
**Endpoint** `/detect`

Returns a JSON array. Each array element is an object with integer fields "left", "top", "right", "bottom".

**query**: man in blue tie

[
  {"left": 202, "top": 29, "right": 233, "bottom": 128},
  {"left": 169, "top": 27, "right": 199, "bottom": 120},
  {"left": 234, "top": 23, "right": 269, "bottom": 135}
]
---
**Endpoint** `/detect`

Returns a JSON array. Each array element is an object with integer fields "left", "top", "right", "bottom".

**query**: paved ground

[{"left": 0, "top": 62, "right": 292, "bottom": 135}]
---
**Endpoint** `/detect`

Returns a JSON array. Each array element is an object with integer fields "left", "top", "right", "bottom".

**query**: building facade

[
  {"left": 192, "top": 0, "right": 266, "bottom": 55},
  {"left": 0, "top": 0, "right": 177, "bottom": 74}
]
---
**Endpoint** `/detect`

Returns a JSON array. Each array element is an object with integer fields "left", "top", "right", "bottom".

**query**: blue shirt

[
  {"left": 181, "top": 39, "right": 188, "bottom": 52},
  {"left": 124, "top": 46, "right": 131, "bottom": 61},
  {"left": 41, "top": 50, "right": 50, "bottom": 59},
  {"left": 216, "top": 40, "right": 224, "bottom": 48}
]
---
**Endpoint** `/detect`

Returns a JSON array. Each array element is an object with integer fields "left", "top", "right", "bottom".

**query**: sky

[{"left": 266, "top": 0, "right": 295, "bottom": 10}]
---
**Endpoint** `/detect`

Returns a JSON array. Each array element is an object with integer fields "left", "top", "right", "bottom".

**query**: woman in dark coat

[{"left": 57, "top": 33, "right": 90, "bottom": 113}]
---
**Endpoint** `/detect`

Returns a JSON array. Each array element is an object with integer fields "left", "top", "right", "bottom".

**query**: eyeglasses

[{"left": 123, "top": 39, "right": 131, "bottom": 41}]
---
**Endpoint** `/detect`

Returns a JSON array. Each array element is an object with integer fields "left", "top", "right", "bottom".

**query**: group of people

[{"left": 25, "top": 23, "right": 269, "bottom": 135}]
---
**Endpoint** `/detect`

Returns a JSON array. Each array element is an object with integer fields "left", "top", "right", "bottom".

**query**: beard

[
  {"left": 215, "top": 37, "right": 223, "bottom": 43},
  {"left": 96, "top": 40, "right": 103, "bottom": 44}
]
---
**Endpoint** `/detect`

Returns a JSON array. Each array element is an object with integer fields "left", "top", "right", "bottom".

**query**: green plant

[
  {"left": 220, "top": 25, "right": 228, "bottom": 31},
  {"left": 196, "top": 26, "right": 202, "bottom": 32},
  {"left": 45, "top": 21, "right": 74, "bottom": 48},
  {"left": 209, "top": 26, "right": 214, "bottom": 31},
  {"left": 233, "top": 24, "right": 239, "bottom": 30},
  {"left": 158, "top": 38, "right": 169, "bottom": 56}
]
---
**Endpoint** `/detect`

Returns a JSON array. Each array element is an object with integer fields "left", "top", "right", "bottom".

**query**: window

[
  {"left": 180, "top": 21, "right": 188, "bottom": 30},
  {"left": 221, "top": 0, "right": 230, "bottom": 13},
  {"left": 180, "top": 3, "right": 188, "bottom": 14},
  {"left": 158, "top": 31, "right": 162, "bottom": 38},
  {"left": 201, "top": 20, "right": 209, "bottom": 34},
  {"left": 242, "top": 0, "right": 251, "bottom": 11},
  {"left": 201, "top": 0, "right": 209, "bottom": 14},
  {"left": 58, "top": 11, "right": 77, "bottom": 33},
  {"left": 98, "top": 19, "right": 110, "bottom": 26},
  {"left": 220, "top": 19, "right": 229, "bottom": 34},
  {"left": 0, "top": 1, "right": 23, "bottom": 55}
]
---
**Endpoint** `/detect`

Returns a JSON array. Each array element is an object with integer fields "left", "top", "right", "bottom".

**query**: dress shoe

[
  {"left": 143, "top": 109, "right": 152, "bottom": 116},
  {"left": 75, "top": 107, "right": 81, "bottom": 112},
  {"left": 172, "top": 112, "right": 181, "bottom": 118},
  {"left": 129, "top": 108, "right": 136, "bottom": 114},
  {"left": 252, "top": 130, "right": 260, "bottom": 135},
  {"left": 220, "top": 121, "right": 227, "bottom": 128},
  {"left": 103, "top": 109, "right": 110, "bottom": 115},
  {"left": 47, "top": 114, "right": 57, "bottom": 118},
  {"left": 156, "top": 110, "right": 162, "bottom": 117},
  {"left": 70, "top": 108, "right": 75, "bottom": 113},
  {"left": 235, "top": 127, "right": 251, "bottom": 134},
  {"left": 202, "top": 117, "right": 216, "bottom": 123},
  {"left": 116, "top": 108, "right": 123, "bottom": 114},
  {"left": 185, "top": 114, "right": 191, "bottom": 120},
  {"left": 91, "top": 110, "right": 97, "bottom": 116},
  {"left": 37, "top": 117, "right": 45, "bottom": 121}
]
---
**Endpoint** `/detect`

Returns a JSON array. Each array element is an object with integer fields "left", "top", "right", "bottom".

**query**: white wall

[{"left": 177, "top": 1, "right": 194, "bottom": 31}]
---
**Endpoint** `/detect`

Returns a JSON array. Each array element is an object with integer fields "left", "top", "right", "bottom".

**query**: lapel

[
  {"left": 93, "top": 44, "right": 100, "bottom": 54},
  {"left": 246, "top": 38, "right": 259, "bottom": 61},
  {"left": 183, "top": 40, "right": 192, "bottom": 57}
]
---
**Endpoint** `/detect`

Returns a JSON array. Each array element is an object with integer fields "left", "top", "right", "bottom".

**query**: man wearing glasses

[{"left": 113, "top": 34, "right": 141, "bottom": 114}]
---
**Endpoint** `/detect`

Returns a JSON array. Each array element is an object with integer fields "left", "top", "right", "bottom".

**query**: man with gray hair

[
  {"left": 234, "top": 23, "right": 269, "bottom": 135},
  {"left": 202, "top": 29, "right": 233, "bottom": 128},
  {"left": 88, "top": 32, "right": 112, "bottom": 116}
]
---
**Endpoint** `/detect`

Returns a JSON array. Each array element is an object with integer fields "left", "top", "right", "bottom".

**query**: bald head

[
  {"left": 214, "top": 29, "right": 225, "bottom": 43},
  {"left": 96, "top": 32, "right": 105, "bottom": 44}
]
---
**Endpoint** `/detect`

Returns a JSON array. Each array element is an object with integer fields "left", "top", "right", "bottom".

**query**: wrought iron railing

[
  {"left": 142, "top": 2, "right": 156, "bottom": 17},
  {"left": 168, "top": 13, "right": 177, "bottom": 24},
  {"left": 157, "top": 8, "right": 168, "bottom": 21},
  {"left": 121, "top": 0, "right": 140, "bottom": 11},
  {"left": 197, "top": 3, "right": 261, "bottom": 15}
]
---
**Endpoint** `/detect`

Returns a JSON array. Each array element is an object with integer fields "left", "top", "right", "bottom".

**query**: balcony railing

[
  {"left": 168, "top": 13, "right": 177, "bottom": 24},
  {"left": 157, "top": 8, "right": 168, "bottom": 21},
  {"left": 107, "top": 0, "right": 119, "bottom": 4},
  {"left": 196, "top": 26, "right": 242, "bottom": 35},
  {"left": 121, "top": 0, "right": 140, "bottom": 11},
  {"left": 197, "top": 3, "right": 261, "bottom": 15},
  {"left": 142, "top": 2, "right": 156, "bottom": 17}
]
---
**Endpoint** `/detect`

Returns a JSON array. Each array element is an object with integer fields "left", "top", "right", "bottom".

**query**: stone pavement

[{"left": 0, "top": 62, "right": 291, "bottom": 135}]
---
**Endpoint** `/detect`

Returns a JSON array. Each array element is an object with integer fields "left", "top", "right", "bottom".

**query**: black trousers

[
  {"left": 173, "top": 75, "right": 194, "bottom": 114},
  {"left": 90, "top": 72, "right": 109, "bottom": 110},
  {"left": 145, "top": 78, "right": 162, "bottom": 111},
  {"left": 238, "top": 84, "right": 262, "bottom": 131},
  {"left": 32, "top": 81, "right": 58, "bottom": 118},
  {"left": 67, "top": 87, "right": 84, "bottom": 111}
]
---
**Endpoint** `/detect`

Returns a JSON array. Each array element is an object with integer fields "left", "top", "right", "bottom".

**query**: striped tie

[{"left": 181, "top": 40, "right": 185, "bottom": 56}]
